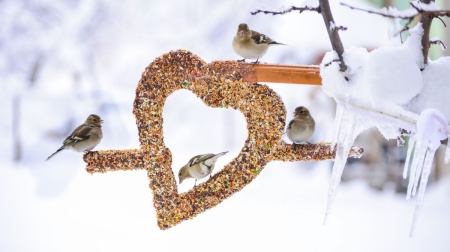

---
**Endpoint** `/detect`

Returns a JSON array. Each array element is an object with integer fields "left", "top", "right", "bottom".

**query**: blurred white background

[{"left": 1, "top": 0, "right": 450, "bottom": 251}]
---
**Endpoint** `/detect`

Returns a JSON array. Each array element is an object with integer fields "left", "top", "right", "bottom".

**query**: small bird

[
  {"left": 178, "top": 151, "right": 228, "bottom": 187},
  {"left": 286, "top": 106, "right": 315, "bottom": 144},
  {"left": 46, "top": 114, "right": 103, "bottom": 161},
  {"left": 232, "top": 23, "right": 285, "bottom": 63}
]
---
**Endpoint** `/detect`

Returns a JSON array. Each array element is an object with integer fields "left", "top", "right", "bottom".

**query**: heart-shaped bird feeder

[{"left": 83, "top": 50, "right": 363, "bottom": 230}]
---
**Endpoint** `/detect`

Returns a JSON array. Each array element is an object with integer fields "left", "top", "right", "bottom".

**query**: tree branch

[
  {"left": 418, "top": 0, "right": 434, "bottom": 67},
  {"left": 250, "top": 5, "right": 320, "bottom": 15},
  {"left": 341, "top": 0, "right": 450, "bottom": 41},
  {"left": 342, "top": 0, "right": 450, "bottom": 68},
  {"left": 251, "top": 1, "right": 348, "bottom": 74},
  {"left": 410, "top": 1, "right": 450, "bottom": 18},
  {"left": 430, "top": 38, "right": 447, "bottom": 50},
  {"left": 319, "top": 0, "right": 347, "bottom": 73}
]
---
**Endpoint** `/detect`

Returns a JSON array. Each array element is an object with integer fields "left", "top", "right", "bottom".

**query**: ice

[
  {"left": 445, "top": 142, "right": 450, "bottom": 164},
  {"left": 403, "top": 134, "right": 415, "bottom": 179},
  {"left": 324, "top": 102, "right": 368, "bottom": 224},
  {"left": 406, "top": 139, "right": 426, "bottom": 200},
  {"left": 330, "top": 101, "right": 344, "bottom": 148},
  {"left": 403, "top": 109, "right": 449, "bottom": 235},
  {"left": 409, "top": 147, "right": 433, "bottom": 237}
]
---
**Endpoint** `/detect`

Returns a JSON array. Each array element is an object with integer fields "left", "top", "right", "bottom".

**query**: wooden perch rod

[{"left": 243, "top": 64, "right": 322, "bottom": 85}]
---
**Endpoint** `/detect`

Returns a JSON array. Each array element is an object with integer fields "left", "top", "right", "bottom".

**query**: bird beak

[
  {"left": 239, "top": 30, "right": 244, "bottom": 35},
  {"left": 179, "top": 177, "right": 184, "bottom": 184}
]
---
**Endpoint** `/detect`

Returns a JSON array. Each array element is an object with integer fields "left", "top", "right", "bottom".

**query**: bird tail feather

[
  {"left": 270, "top": 42, "right": 287, "bottom": 46},
  {"left": 45, "top": 146, "right": 65, "bottom": 161},
  {"left": 203, "top": 151, "right": 228, "bottom": 166}
]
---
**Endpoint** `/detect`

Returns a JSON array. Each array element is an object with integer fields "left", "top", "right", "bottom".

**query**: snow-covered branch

[
  {"left": 430, "top": 37, "right": 447, "bottom": 50},
  {"left": 250, "top": 5, "right": 320, "bottom": 15},
  {"left": 320, "top": 19, "right": 450, "bottom": 235},
  {"left": 341, "top": 0, "right": 449, "bottom": 67},
  {"left": 252, "top": 0, "right": 348, "bottom": 74},
  {"left": 341, "top": 1, "right": 450, "bottom": 20}
]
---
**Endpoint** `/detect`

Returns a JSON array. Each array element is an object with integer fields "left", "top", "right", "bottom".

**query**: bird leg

[
  {"left": 237, "top": 59, "right": 246, "bottom": 62},
  {"left": 251, "top": 58, "right": 260, "bottom": 64}
]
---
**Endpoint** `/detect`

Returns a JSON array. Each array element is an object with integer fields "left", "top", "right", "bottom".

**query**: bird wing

[
  {"left": 251, "top": 30, "right": 285, "bottom": 45},
  {"left": 62, "top": 124, "right": 93, "bottom": 145},
  {"left": 250, "top": 30, "right": 273, "bottom": 44},
  {"left": 287, "top": 119, "right": 295, "bottom": 130},
  {"left": 188, "top": 154, "right": 215, "bottom": 167}
]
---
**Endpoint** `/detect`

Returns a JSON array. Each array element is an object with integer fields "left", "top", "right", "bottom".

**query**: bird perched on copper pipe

[{"left": 232, "top": 23, "right": 285, "bottom": 63}]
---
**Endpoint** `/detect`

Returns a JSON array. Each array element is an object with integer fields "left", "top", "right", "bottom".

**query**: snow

[
  {"left": 430, "top": 37, "right": 448, "bottom": 50},
  {"left": 321, "top": 20, "right": 450, "bottom": 236},
  {"left": 370, "top": 6, "right": 417, "bottom": 19},
  {"left": 300, "top": 0, "right": 319, "bottom": 8},
  {"left": 329, "top": 21, "right": 336, "bottom": 31},
  {"left": 412, "top": 0, "right": 442, "bottom": 12}
]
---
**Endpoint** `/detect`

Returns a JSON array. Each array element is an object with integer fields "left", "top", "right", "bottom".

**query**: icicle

[
  {"left": 403, "top": 135, "right": 415, "bottom": 179},
  {"left": 411, "top": 145, "right": 427, "bottom": 197},
  {"left": 406, "top": 140, "right": 426, "bottom": 201},
  {"left": 331, "top": 103, "right": 344, "bottom": 148},
  {"left": 445, "top": 141, "right": 450, "bottom": 164},
  {"left": 409, "top": 147, "right": 434, "bottom": 237},
  {"left": 407, "top": 109, "right": 448, "bottom": 236},
  {"left": 324, "top": 108, "right": 366, "bottom": 224}
]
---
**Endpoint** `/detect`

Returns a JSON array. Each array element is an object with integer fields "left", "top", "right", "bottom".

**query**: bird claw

[
  {"left": 251, "top": 59, "right": 260, "bottom": 65},
  {"left": 237, "top": 59, "right": 246, "bottom": 63}
]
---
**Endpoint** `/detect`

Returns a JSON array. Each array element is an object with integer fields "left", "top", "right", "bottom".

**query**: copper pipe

[{"left": 243, "top": 64, "right": 321, "bottom": 85}]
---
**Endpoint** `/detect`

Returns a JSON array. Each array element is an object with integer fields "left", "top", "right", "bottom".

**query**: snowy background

[{"left": 1, "top": 0, "right": 450, "bottom": 251}]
